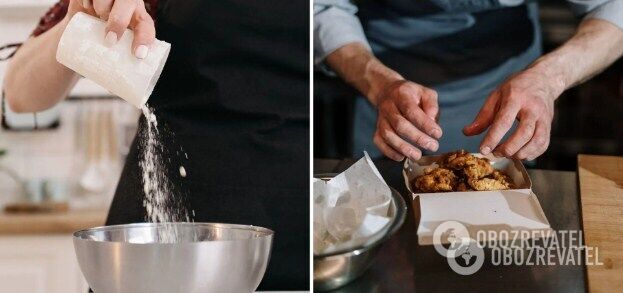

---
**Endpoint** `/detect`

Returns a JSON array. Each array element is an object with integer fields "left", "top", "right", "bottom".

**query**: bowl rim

[
  {"left": 313, "top": 173, "right": 407, "bottom": 259},
  {"left": 73, "top": 222, "right": 274, "bottom": 243}
]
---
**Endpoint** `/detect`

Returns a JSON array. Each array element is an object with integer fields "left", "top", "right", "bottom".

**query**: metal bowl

[
  {"left": 73, "top": 222, "right": 273, "bottom": 293},
  {"left": 314, "top": 174, "right": 407, "bottom": 291}
]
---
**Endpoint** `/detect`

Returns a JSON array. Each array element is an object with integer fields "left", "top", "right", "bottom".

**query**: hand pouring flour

[
  {"left": 57, "top": 12, "right": 170, "bottom": 108},
  {"left": 57, "top": 12, "right": 191, "bottom": 242}
]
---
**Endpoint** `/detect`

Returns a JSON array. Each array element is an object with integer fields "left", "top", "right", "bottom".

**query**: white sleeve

[{"left": 314, "top": 0, "right": 372, "bottom": 65}]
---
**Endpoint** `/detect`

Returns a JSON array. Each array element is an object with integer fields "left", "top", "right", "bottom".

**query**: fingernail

[
  {"left": 431, "top": 128, "right": 442, "bottom": 138},
  {"left": 82, "top": 0, "right": 90, "bottom": 8},
  {"left": 424, "top": 141, "right": 437, "bottom": 152},
  {"left": 481, "top": 146, "right": 491, "bottom": 155},
  {"left": 135, "top": 45, "right": 149, "bottom": 59},
  {"left": 104, "top": 31, "right": 118, "bottom": 47},
  {"left": 430, "top": 141, "right": 439, "bottom": 152},
  {"left": 422, "top": 141, "right": 435, "bottom": 151}
]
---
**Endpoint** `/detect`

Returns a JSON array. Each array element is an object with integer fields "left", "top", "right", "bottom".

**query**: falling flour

[{"left": 139, "top": 105, "right": 190, "bottom": 243}]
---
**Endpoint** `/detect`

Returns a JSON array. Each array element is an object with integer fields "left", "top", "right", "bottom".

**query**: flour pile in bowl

[{"left": 139, "top": 105, "right": 192, "bottom": 243}]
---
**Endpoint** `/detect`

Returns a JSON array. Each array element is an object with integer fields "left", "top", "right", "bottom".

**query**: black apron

[
  {"left": 357, "top": 0, "right": 535, "bottom": 85},
  {"left": 105, "top": 0, "right": 310, "bottom": 290}
]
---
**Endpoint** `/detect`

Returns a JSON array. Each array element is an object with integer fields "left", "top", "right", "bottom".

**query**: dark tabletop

[{"left": 314, "top": 159, "right": 586, "bottom": 293}]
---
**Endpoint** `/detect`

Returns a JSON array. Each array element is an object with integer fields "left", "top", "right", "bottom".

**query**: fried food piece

[
  {"left": 491, "top": 170, "right": 514, "bottom": 189},
  {"left": 455, "top": 181, "right": 473, "bottom": 192},
  {"left": 443, "top": 150, "right": 493, "bottom": 179},
  {"left": 462, "top": 158, "right": 494, "bottom": 179},
  {"left": 414, "top": 150, "right": 515, "bottom": 192},
  {"left": 467, "top": 177, "right": 512, "bottom": 191},
  {"left": 440, "top": 150, "right": 468, "bottom": 167},
  {"left": 414, "top": 168, "right": 457, "bottom": 193}
]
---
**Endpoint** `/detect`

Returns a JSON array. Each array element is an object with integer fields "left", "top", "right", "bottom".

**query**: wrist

[
  {"left": 528, "top": 57, "right": 567, "bottom": 101},
  {"left": 325, "top": 43, "right": 403, "bottom": 106},
  {"left": 361, "top": 58, "right": 403, "bottom": 106}
]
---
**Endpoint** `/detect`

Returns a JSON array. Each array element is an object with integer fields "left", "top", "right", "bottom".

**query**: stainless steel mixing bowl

[
  {"left": 73, "top": 222, "right": 273, "bottom": 293},
  {"left": 314, "top": 174, "right": 407, "bottom": 291}
]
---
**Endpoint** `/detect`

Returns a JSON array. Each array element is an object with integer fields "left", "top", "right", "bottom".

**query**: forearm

[
  {"left": 527, "top": 19, "right": 623, "bottom": 96},
  {"left": 4, "top": 16, "right": 78, "bottom": 113},
  {"left": 325, "top": 43, "right": 403, "bottom": 106},
  {"left": 315, "top": 0, "right": 396, "bottom": 105}
]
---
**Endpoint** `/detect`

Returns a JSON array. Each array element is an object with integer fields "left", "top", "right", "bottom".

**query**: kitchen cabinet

[{"left": 0, "top": 235, "right": 88, "bottom": 293}]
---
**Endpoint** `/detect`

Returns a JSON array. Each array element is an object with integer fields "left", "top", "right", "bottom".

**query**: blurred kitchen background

[
  {"left": 0, "top": 2, "right": 139, "bottom": 292},
  {"left": 314, "top": 0, "right": 623, "bottom": 171}
]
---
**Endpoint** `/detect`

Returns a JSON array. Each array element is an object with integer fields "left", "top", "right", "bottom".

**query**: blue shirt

[{"left": 315, "top": 0, "right": 623, "bottom": 69}]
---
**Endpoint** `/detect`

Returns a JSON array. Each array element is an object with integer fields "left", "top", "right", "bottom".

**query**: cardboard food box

[{"left": 403, "top": 154, "right": 552, "bottom": 245}]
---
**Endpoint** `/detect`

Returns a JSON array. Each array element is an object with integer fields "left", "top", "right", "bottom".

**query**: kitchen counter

[
  {"left": 0, "top": 208, "right": 107, "bottom": 235},
  {"left": 314, "top": 158, "right": 586, "bottom": 292}
]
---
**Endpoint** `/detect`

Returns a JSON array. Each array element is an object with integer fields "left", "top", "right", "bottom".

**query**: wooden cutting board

[
  {"left": 0, "top": 208, "right": 107, "bottom": 235},
  {"left": 577, "top": 154, "right": 623, "bottom": 292}
]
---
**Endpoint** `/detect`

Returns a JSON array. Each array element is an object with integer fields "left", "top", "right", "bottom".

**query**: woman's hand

[
  {"left": 463, "top": 68, "right": 560, "bottom": 160},
  {"left": 5, "top": 0, "right": 157, "bottom": 112},
  {"left": 373, "top": 80, "right": 442, "bottom": 161},
  {"left": 68, "top": 0, "right": 155, "bottom": 59}
]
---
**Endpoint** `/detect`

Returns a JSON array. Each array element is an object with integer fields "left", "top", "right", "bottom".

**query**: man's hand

[
  {"left": 374, "top": 80, "right": 442, "bottom": 161},
  {"left": 325, "top": 43, "right": 442, "bottom": 162},
  {"left": 463, "top": 68, "right": 561, "bottom": 160},
  {"left": 69, "top": 0, "right": 155, "bottom": 59},
  {"left": 464, "top": 18, "right": 623, "bottom": 161}
]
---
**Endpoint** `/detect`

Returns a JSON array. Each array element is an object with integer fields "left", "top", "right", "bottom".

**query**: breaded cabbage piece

[
  {"left": 467, "top": 177, "right": 512, "bottom": 191},
  {"left": 413, "top": 150, "right": 516, "bottom": 192},
  {"left": 414, "top": 167, "right": 457, "bottom": 193},
  {"left": 463, "top": 158, "right": 494, "bottom": 179},
  {"left": 442, "top": 149, "right": 493, "bottom": 179},
  {"left": 455, "top": 181, "right": 473, "bottom": 192},
  {"left": 440, "top": 150, "right": 469, "bottom": 167},
  {"left": 491, "top": 170, "right": 515, "bottom": 189}
]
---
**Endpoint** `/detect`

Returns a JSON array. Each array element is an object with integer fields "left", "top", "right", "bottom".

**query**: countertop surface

[
  {"left": 0, "top": 208, "right": 107, "bottom": 235},
  {"left": 314, "top": 158, "right": 586, "bottom": 293},
  {"left": 577, "top": 154, "right": 623, "bottom": 292}
]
